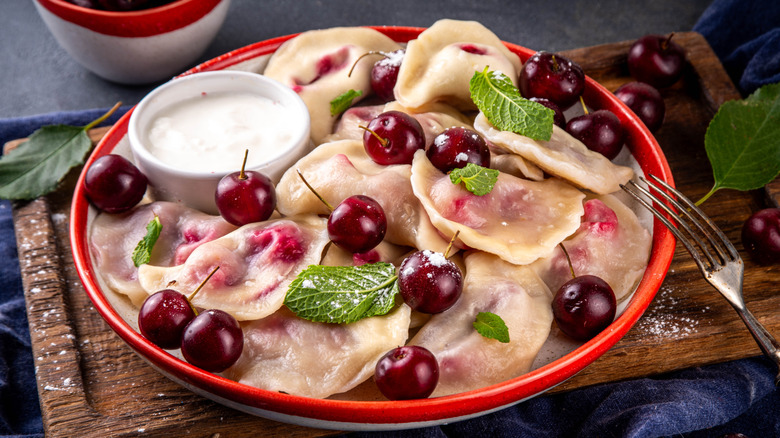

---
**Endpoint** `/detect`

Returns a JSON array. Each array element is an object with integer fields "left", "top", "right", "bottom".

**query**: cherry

[
  {"left": 519, "top": 51, "right": 585, "bottom": 110},
  {"left": 327, "top": 195, "right": 387, "bottom": 254},
  {"left": 371, "top": 50, "right": 405, "bottom": 102},
  {"left": 741, "top": 208, "right": 780, "bottom": 265},
  {"left": 374, "top": 346, "right": 439, "bottom": 400},
  {"left": 215, "top": 150, "right": 276, "bottom": 226},
  {"left": 84, "top": 154, "right": 148, "bottom": 214},
  {"left": 398, "top": 249, "right": 463, "bottom": 314},
  {"left": 138, "top": 289, "right": 196, "bottom": 350},
  {"left": 181, "top": 309, "right": 243, "bottom": 373},
  {"left": 627, "top": 34, "right": 686, "bottom": 89},
  {"left": 566, "top": 107, "right": 624, "bottom": 160},
  {"left": 552, "top": 274, "right": 616, "bottom": 341},
  {"left": 614, "top": 81, "right": 665, "bottom": 132},
  {"left": 362, "top": 111, "right": 425, "bottom": 165},
  {"left": 426, "top": 127, "right": 491, "bottom": 173},
  {"left": 529, "top": 97, "right": 566, "bottom": 128}
]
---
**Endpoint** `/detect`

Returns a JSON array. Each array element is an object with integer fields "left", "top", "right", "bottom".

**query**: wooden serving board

[{"left": 11, "top": 32, "right": 779, "bottom": 437}]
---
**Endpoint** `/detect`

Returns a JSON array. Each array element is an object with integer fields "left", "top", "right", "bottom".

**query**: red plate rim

[{"left": 70, "top": 26, "right": 676, "bottom": 425}]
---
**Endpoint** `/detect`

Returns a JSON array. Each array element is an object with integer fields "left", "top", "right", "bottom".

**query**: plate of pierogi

[{"left": 71, "top": 19, "right": 676, "bottom": 431}]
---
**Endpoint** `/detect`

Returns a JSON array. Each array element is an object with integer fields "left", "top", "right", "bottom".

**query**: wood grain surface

[{"left": 11, "top": 32, "right": 779, "bottom": 437}]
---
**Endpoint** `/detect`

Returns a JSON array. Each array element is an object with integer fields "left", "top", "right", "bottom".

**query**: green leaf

[
  {"left": 469, "top": 67, "right": 554, "bottom": 141},
  {"left": 473, "top": 311, "right": 510, "bottom": 343},
  {"left": 330, "top": 89, "right": 363, "bottom": 116},
  {"left": 285, "top": 262, "right": 399, "bottom": 324},
  {"left": 698, "top": 82, "right": 780, "bottom": 205},
  {"left": 0, "top": 103, "right": 121, "bottom": 200},
  {"left": 132, "top": 215, "right": 162, "bottom": 267},
  {"left": 449, "top": 163, "right": 500, "bottom": 196}
]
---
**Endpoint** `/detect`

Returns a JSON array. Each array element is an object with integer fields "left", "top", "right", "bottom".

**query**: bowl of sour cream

[{"left": 128, "top": 70, "right": 311, "bottom": 214}]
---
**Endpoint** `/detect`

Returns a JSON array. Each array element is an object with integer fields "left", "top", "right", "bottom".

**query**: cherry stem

[
  {"left": 358, "top": 125, "right": 389, "bottom": 148},
  {"left": 84, "top": 101, "right": 122, "bottom": 132},
  {"left": 661, "top": 33, "right": 675, "bottom": 51},
  {"left": 559, "top": 243, "right": 576, "bottom": 280},
  {"left": 444, "top": 230, "right": 460, "bottom": 259},
  {"left": 239, "top": 149, "right": 249, "bottom": 180},
  {"left": 296, "top": 169, "right": 334, "bottom": 211},
  {"left": 579, "top": 96, "right": 589, "bottom": 116},
  {"left": 348, "top": 51, "right": 389, "bottom": 77},
  {"left": 551, "top": 54, "right": 560, "bottom": 73},
  {"left": 186, "top": 266, "right": 220, "bottom": 315}
]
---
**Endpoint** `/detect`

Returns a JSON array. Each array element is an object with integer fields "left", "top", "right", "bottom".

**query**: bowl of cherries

[
  {"left": 33, "top": 0, "right": 230, "bottom": 84},
  {"left": 70, "top": 23, "right": 676, "bottom": 430}
]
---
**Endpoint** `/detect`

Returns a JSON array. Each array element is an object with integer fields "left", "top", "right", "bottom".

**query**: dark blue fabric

[
  {"left": 2, "top": 1, "right": 780, "bottom": 436},
  {"left": 693, "top": 0, "right": 780, "bottom": 95}
]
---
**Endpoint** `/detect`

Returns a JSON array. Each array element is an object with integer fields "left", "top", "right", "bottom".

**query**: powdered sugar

[{"left": 636, "top": 285, "right": 705, "bottom": 340}]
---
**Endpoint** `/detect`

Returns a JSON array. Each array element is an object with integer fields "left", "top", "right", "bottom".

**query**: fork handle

[{"left": 732, "top": 304, "right": 780, "bottom": 386}]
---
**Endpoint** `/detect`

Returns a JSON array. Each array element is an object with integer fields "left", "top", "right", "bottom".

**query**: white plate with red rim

[{"left": 70, "top": 26, "right": 676, "bottom": 431}]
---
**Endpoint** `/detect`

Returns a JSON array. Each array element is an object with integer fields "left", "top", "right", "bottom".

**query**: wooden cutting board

[{"left": 11, "top": 32, "right": 779, "bottom": 437}]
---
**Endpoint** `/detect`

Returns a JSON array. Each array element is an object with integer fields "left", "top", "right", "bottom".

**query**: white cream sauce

[{"left": 146, "top": 91, "right": 296, "bottom": 173}]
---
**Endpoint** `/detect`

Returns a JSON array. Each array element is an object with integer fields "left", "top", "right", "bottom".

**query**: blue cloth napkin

[{"left": 2, "top": 1, "right": 779, "bottom": 436}]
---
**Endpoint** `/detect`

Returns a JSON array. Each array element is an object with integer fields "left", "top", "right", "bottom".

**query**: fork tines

[{"left": 620, "top": 174, "right": 739, "bottom": 271}]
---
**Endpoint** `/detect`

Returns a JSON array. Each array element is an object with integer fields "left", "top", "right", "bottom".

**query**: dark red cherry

[
  {"left": 181, "top": 309, "right": 243, "bottom": 373},
  {"left": 371, "top": 49, "right": 405, "bottom": 102},
  {"left": 426, "top": 127, "right": 491, "bottom": 173},
  {"left": 84, "top": 154, "right": 147, "bottom": 214},
  {"left": 138, "top": 289, "right": 196, "bottom": 350},
  {"left": 741, "top": 208, "right": 780, "bottom": 265},
  {"left": 215, "top": 164, "right": 276, "bottom": 226},
  {"left": 565, "top": 109, "right": 624, "bottom": 160},
  {"left": 519, "top": 51, "right": 585, "bottom": 110},
  {"left": 529, "top": 97, "right": 566, "bottom": 128},
  {"left": 614, "top": 81, "right": 665, "bottom": 132},
  {"left": 552, "top": 275, "right": 616, "bottom": 341},
  {"left": 328, "top": 195, "right": 387, "bottom": 254},
  {"left": 374, "top": 346, "right": 439, "bottom": 400},
  {"left": 362, "top": 111, "right": 425, "bottom": 165},
  {"left": 627, "top": 34, "right": 686, "bottom": 89},
  {"left": 398, "top": 250, "right": 463, "bottom": 314}
]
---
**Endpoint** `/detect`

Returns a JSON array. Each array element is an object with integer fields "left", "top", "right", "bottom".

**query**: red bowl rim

[
  {"left": 35, "top": 0, "right": 223, "bottom": 37},
  {"left": 70, "top": 25, "right": 676, "bottom": 425}
]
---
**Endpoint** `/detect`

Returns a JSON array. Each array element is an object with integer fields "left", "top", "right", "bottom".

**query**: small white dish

[{"left": 128, "top": 70, "right": 311, "bottom": 214}]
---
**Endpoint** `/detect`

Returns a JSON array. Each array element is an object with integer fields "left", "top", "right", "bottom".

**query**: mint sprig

[
  {"left": 449, "top": 163, "right": 500, "bottom": 196},
  {"left": 132, "top": 215, "right": 162, "bottom": 267},
  {"left": 469, "top": 67, "right": 554, "bottom": 141},
  {"left": 0, "top": 103, "right": 121, "bottom": 200},
  {"left": 330, "top": 89, "right": 363, "bottom": 116},
  {"left": 697, "top": 82, "right": 780, "bottom": 205},
  {"left": 473, "top": 311, "right": 510, "bottom": 343},
  {"left": 285, "top": 262, "right": 399, "bottom": 324}
]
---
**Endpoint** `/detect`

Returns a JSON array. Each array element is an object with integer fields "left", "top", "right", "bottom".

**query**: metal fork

[{"left": 621, "top": 174, "right": 780, "bottom": 386}]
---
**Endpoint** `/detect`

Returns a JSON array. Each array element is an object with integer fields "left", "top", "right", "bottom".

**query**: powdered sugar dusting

[{"left": 636, "top": 285, "right": 705, "bottom": 340}]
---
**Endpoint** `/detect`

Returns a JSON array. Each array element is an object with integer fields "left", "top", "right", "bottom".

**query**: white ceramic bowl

[
  {"left": 127, "top": 70, "right": 311, "bottom": 214},
  {"left": 33, "top": 0, "right": 231, "bottom": 84}
]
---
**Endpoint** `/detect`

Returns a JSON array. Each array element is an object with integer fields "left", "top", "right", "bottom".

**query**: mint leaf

[
  {"left": 0, "top": 103, "right": 121, "bottom": 200},
  {"left": 449, "top": 163, "right": 500, "bottom": 196},
  {"left": 285, "top": 262, "right": 399, "bottom": 324},
  {"left": 698, "top": 82, "right": 780, "bottom": 205},
  {"left": 473, "top": 311, "right": 510, "bottom": 343},
  {"left": 330, "top": 89, "right": 363, "bottom": 116},
  {"left": 469, "top": 67, "right": 554, "bottom": 141},
  {"left": 132, "top": 215, "right": 162, "bottom": 267}
]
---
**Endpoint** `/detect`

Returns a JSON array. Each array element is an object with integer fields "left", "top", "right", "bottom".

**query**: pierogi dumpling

[
  {"left": 410, "top": 150, "right": 585, "bottom": 265},
  {"left": 138, "top": 216, "right": 329, "bottom": 321},
  {"left": 474, "top": 113, "right": 634, "bottom": 194},
  {"left": 90, "top": 201, "right": 237, "bottom": 305},
  {"left": 395, "top": 19, "right": 523, "bottom": 110},
  {"left": 264, "top": 27, "right": 401, "bottom": 145}
]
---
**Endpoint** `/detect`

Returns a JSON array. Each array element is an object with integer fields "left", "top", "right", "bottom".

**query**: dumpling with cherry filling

[
  {"left": 530, "top": 194, "right": 652, "bottom": 301},
  {"left": 409, "top": 251, "right": 553, "bottom": 397},
  {"left": 264, "top": 27, "right": 401, "bottom": 145},
  {"left": 474, "top": 113, "right": 634, "bottom": 194},
  {"left": 410, "top": 150, "right": 585, "bottom": 265},
  {"left": 90, "top": 201, "right": 237, "bottom": 305},
  {"left": 224, "top": 305, "right": 411, "bottom": 398},
  {"left": 276, "top": 139, "right": 450, "bottom": 253},
  {"left": 137, "top": 216, "right": 329, "bottom": 321},
  {"left": 394, "top": 19, "right": 522, "bottom": 110}
]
